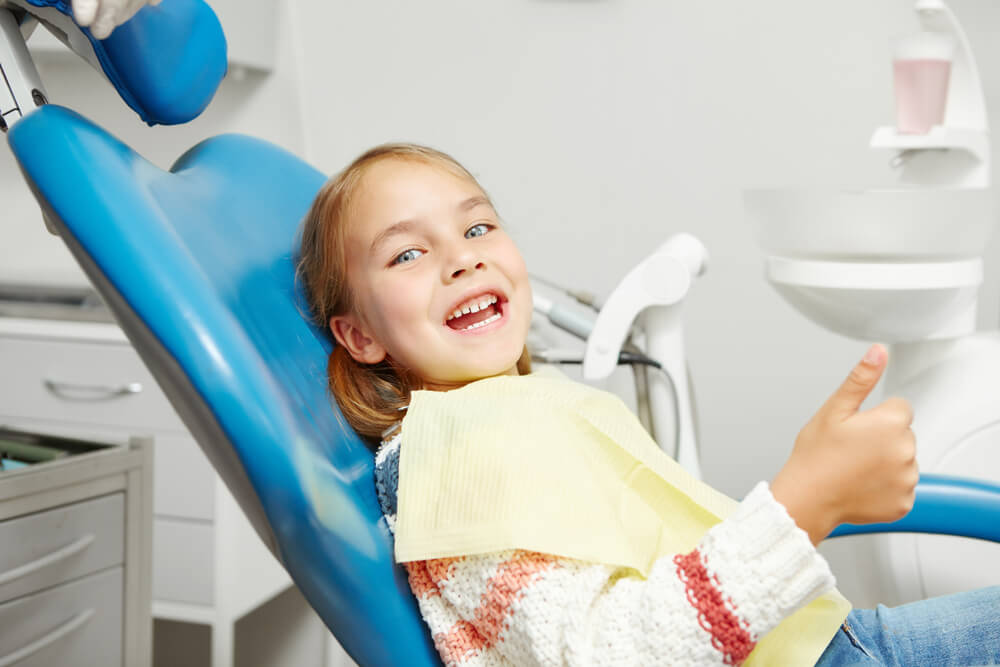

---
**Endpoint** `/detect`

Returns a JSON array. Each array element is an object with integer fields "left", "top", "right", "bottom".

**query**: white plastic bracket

[
  {"left": 583, "top": 234, "right": 705, "bottom": 380},
  {"left": 583, "top": 233, "right": 708, "bottom": 477}
]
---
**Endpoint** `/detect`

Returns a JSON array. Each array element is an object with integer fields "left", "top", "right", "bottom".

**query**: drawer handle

[
  {"left": 0, "top": 608, "right": 95, "bottom": 667},
  {"left": 43, "top": 379, "right": 143, "bottom": 401},
  {"left": 0, "top": 534, "right": 95, "bottom": 587}
]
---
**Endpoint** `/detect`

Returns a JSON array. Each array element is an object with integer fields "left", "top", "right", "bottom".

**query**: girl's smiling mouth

[{"left": 445, "top": 292, "right": 506, "bottom": 332}]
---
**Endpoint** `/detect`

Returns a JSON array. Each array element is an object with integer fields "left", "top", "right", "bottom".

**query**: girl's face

[{"left": 330, "top": 158, "right": 532, "bottom": 390}]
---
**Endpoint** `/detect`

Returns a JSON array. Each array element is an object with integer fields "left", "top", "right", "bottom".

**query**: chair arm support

[{"left": 829, "top": 474, "right": 1000, "bottom": 543}]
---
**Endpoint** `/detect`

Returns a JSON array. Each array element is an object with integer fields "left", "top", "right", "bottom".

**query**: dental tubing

[{"left": 532, "top": 293, "right": 595, "bottom": 341}]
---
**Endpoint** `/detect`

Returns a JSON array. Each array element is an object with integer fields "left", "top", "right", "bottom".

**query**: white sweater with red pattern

[{"left": 374, "top": 434, "right": 836, "bottom": 666}]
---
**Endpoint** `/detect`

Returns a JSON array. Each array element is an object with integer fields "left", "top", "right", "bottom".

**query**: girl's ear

[{"left": 329, "top": 314, "right": 387, "bottom": 365}]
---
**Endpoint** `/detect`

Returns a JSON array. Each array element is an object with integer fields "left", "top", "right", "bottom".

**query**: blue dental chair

[{"left": 5, "top": 2, "right": 1000, "bottom": 665}]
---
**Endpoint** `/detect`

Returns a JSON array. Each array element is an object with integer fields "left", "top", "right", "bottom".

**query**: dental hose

[
  {"left": 530, "top": 287, "right": 700, "bottom": 462},
  {"left": 531, "top": 347, "right": 686, "bottom": 462}
]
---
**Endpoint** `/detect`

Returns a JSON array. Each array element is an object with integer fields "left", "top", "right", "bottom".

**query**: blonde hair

[{"left": 296, "top": 143, "right": 530, "bottom": 447}]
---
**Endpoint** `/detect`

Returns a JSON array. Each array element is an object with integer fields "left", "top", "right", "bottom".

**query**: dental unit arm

[
  {"left": 533, "top": 233, "right": 708, "bottom": 478},
  {"left": 585, "top": 233, "right": 707, "bottom": 478}
]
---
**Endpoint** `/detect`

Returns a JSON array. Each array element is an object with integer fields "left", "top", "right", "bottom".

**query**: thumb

[{"left": 822, "top": 343, "right": 887, "bottom": 419}]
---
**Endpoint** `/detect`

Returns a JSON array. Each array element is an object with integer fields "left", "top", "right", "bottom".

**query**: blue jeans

[{"left": 815, "top": 587, "right": 1000, "bottom": 666}]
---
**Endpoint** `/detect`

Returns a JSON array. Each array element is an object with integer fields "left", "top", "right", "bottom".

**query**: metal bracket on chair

[{"left": 0, "top": 5, "right": 47, "bottom": 132}]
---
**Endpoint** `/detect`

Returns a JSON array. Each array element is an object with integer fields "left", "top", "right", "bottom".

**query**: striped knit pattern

[{"left": 374, "top": 434, "right": 835, "bottom": 666}]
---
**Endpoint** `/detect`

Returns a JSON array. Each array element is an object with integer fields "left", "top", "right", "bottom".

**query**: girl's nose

[
  {"left": 445, "top": 249, "right": 485, "bottom": 282},
  {"left": 450, "top": 263, "right": 485, "bottom": 280}
]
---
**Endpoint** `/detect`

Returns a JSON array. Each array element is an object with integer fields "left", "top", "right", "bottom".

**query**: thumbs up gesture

[{"left": 771, "top": 344, "right": 918, "bottom": 545}]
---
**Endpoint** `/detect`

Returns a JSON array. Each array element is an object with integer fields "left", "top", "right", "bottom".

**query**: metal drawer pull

[
  {"left": 43, "top": 379, "right": 142, "bottom": 401},
  {"left": 0, "top": 608, "right": 95, "bottom": 667},
  {"left": 0, "top": 534, "right": 95, "bottom": 587}
]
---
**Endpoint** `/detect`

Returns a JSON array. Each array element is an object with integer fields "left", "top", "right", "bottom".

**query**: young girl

[{"left": 297, "top": 143, "right": 1000, "bottom": 666}]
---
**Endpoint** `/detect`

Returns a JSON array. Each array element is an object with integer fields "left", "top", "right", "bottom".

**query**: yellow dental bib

[{"left": 395, "top": 368, "right": 850, "bottom": 665}]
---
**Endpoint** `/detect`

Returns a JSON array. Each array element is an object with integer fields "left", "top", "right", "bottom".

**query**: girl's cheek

[{"left": 383, "top": 279, "right": 425, "bottom": 317}]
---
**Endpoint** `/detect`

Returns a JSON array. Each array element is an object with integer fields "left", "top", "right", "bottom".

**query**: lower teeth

[{"left": 463, "top": 312, "right": 501, "bottom": 331}]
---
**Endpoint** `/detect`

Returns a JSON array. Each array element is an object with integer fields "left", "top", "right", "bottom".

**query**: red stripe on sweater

[
  {"left": 474, "top": 551, "right": 558, "bottom": 643},
  {"left": 406, "top": 556, "right": 466, "bottom": 599},
  {"left": 434, "top": 620, "right": 485, "bottom": 667},
  {"left": 426, "top": 556, "right": 465, "bottom": 588},
  {"left": 674, "top": 549, "right": 756, "bottom": 665},
  {"left": 433, "top": 551, "right": 558, "bottom": 664},
  {"left": 404, "top": 561, "right": 441, "bottom": 599}
]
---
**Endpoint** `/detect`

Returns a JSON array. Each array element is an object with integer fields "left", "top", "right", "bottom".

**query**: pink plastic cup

[{"left": 893, "top": 32, "right": 954, "bottom": 134}]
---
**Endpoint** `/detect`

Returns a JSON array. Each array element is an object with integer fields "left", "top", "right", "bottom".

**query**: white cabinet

[
  {"left": 0, "top": 317, "right": 296, "bottom": 667},
  {"left": 0, "top": 434, "right": 152, "bottom": 667}
]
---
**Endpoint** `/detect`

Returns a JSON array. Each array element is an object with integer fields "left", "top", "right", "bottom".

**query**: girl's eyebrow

[
  {"left": 460, "top": 195, "right": 491, "bottom": 212},
  {"left": 370, "top": 196, "right": 493, "bottom": 255},
  {"left": 370, "top": 219, "right": 418, "bottom": 255}
]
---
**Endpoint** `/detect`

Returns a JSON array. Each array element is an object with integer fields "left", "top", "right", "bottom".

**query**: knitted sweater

[{"left": 374, "top": 432, "right": 837, "bottom": 666}]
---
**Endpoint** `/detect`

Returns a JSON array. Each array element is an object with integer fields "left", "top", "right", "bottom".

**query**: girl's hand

[{"left": 771, "top": 344, "right": 918, "bottom": 546}]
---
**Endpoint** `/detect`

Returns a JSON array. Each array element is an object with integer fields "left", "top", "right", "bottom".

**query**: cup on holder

[{"left": 893, "top": 31, "right": 955, "bottom": 134}]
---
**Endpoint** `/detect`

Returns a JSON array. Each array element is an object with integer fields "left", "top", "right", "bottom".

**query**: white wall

[{"left": 289, "top": 0, "right": 1000, "bottom": 500}]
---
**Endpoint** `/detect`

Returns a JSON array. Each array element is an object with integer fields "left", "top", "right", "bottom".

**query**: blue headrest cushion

[{"left": 21, "top": 0, "right": 226, "bottom": 125}]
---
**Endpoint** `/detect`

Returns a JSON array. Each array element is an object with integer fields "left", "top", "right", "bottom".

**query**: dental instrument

[
  {"left": 585, "top": 232, "right": 707, "bottom": 478},
  {"left": 531, "top": 283, "right": 692, "bottom": 462},
  {"left": 532, "top": 233, "right": 707, "bottom": 476},
  {"left": 531, "top": 291, "right": 596, "bottom": 342},
  {"left": 529, "top": 272, "right": 600, "bottom": 311}
]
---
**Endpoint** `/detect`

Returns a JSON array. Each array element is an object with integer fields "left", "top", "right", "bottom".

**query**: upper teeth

[{"left": 447, "top": 294, "right": 498, "bottom": 321}]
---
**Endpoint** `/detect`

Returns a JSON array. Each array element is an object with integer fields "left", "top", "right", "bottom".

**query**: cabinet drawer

[
  {"left": 0, "top": 493, "right": 124, "bottom": 604},
  {"left": 0, "top": 566, "right": 123, "bottom": 667},
  {"left": 0, "top": 336, "right": 184, "bottom": 432},
  {"left": 0, "top": 418, "right": 216, "bottom": 522},
  {"left": 153, "top": 518, "right": 214, "bottom": 606}
]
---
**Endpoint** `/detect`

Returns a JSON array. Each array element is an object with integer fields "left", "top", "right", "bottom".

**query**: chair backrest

[{"left": 8, "top": 105, "right": 442, "bottom": 666}]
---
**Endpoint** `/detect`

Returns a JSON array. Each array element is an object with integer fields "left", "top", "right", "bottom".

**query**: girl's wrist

[{"left": 770, "top": 473, "right": 838, "bottom": 546}]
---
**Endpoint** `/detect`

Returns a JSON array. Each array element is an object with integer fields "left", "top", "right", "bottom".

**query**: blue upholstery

[
  {"left": 19, "top": 0, "right": 226, "bottom": 125},
  {"left": 8, "top": 105, "right": 440, "bottom": 666},
  {"left": 831, "top": 474, "right": 1000, "bottom": 542}
]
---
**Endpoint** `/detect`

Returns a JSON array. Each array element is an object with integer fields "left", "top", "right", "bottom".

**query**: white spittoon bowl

[
  {"left": 744, "top": 188, "right": 994, "bottom": 262},
  {"left": 743, "top": 188, "right": 993, "bottom": 342}
]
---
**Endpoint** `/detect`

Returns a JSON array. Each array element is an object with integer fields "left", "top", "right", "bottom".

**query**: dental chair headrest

[{"left": 13, "top": 0, "right": 226, "bottom": 125}]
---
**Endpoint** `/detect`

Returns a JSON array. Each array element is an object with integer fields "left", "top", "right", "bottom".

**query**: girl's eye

[
  {"left": 391, "top": 248, "right": 424, "bottom": 266},
  {"left": 465, "top": 223, "right": 493, "bottom": 239}
]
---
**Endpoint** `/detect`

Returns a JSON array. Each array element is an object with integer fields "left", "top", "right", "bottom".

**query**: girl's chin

[{"left": 423, "top": 360, "right": 522, "bottom": 389}]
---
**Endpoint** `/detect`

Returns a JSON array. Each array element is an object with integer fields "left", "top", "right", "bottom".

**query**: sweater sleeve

[{"left": 374, "top": 439, "right": 835, "bottom": 666}]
